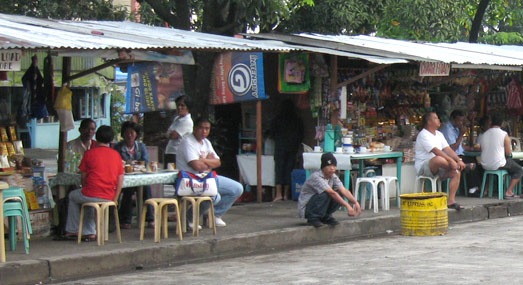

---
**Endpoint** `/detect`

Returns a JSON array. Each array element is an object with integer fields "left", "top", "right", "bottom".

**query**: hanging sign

[
  {"left": 419, "top": 62, "right": 450, "bottom": 76},
  {"left": 209, "top": 52, "right": 266, "bottom": 105},
  {"left": 0, "top": 50, "right": 21, "bottom": 71},
  {"left": 125, "top": 63, "right": 184, "bottom": 113}
]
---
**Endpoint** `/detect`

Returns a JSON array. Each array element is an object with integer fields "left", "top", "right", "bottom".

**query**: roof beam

[
  {"left": 64, "top": 59, "right": 125, "bottom": 83},
  {"left": 336, "top": 64, "right": 389, "bottom": 89}
]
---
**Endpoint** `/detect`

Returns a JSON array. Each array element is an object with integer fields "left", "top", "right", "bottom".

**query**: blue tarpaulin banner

[
  {"left": 125, "top": 63, "right": 184, "bottom": 113},
  {"left": 210, "top": 52, "right": 266, "bottom": 105}
]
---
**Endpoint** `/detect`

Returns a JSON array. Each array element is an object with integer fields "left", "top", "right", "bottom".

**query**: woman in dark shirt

[{"left": 114, "top": 121, "right": 154, "bottom": 229}]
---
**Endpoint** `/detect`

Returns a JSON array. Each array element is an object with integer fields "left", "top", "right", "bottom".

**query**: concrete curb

[{"left": 3, "top": 200, "right": 523, "bottom": 284}]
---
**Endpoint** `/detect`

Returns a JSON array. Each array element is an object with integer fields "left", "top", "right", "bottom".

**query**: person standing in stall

[
  {"left": 164, "top": 95, "right": 193, "bottom": 169},
  {"left": 269, "top": 99, "right": 303, "bottom": 201}
]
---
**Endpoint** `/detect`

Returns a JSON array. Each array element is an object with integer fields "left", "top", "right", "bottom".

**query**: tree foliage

[
  {"left": 275, "top": 0, "right": 384, "bottom": 34},
  {"left": 0, "top": 0, "right": 128, "bottom": 20},
  {"left": 377, "top": 0, "right": 468, "bottom": 42}
]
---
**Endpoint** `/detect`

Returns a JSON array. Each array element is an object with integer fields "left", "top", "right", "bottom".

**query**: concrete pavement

[
  {"left": 1, "top": 195, "right": 523, "bottom": 284},
  {"left": 55, "top": 214, "right": 523, "bottom": 284}
]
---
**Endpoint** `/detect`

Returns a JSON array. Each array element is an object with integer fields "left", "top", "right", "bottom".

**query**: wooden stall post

[
  {"left": 57, "top": 57, "right": 71, "bottom": 173},
  {"left": 256, "top": 100, "right": 263, "bottom": 202}
]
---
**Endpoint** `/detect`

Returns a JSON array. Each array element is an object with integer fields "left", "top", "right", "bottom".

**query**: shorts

[
  {"left": 418, "top": 159, "right": 446, "bottom": 178},
  {"left": 501, "top": 159, "right": 523, "bottom": 180}
]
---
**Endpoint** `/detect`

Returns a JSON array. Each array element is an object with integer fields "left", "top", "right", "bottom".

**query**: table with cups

[{"left": 49, "top": 170, "right": 179, "bottom": 225}]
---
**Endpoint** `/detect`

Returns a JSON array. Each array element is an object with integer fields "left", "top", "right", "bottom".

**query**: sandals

[
  {"left": 55, "top": 233, "right": 96, "bottom": 242},
  {"left": 504, "top": 194, "right": 520, "bottom": 200},
  {"left": 82, "top": 234, "right": 97, "bottom": 242},
  {"left": 447, "top": 203, "right": 464, "bottom": 211}
]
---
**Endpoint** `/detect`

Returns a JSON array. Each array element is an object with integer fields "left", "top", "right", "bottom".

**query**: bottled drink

[{"left": 65, "top": 145, "right": 75, "bottom": 173}]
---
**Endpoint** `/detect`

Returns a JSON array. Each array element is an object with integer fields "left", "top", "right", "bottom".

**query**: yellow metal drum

[{"left": 400, "top": 192, "right": 448, "bottom": 236}]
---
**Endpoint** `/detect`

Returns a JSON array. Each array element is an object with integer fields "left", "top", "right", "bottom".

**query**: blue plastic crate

[{"left": 291, "top": 169, "right": 306, "bottom": 201}]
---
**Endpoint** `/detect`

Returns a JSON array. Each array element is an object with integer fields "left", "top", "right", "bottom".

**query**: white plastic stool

[
  {"left": 375, "top": 176, "right": 400, "bottom": 209},
  {"left": 354, "top": 177, "right": 387, "bottom": 213},
  {"left": 415, "top": 175, "right": 443, "bottom": 193}
]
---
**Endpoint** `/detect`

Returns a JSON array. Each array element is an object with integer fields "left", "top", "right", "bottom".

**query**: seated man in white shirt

[
  {"left": 478, "top": 113, "right": 523, "bottom": 199},
  {"left": 414, "top": 112, "right": 466, "bottom": 210},
  {"left": 176, "top": 117, "right": 243, "bottom": 228}
]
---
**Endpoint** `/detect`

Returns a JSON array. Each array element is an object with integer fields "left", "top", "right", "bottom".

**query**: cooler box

[{"left": 291, "top": 169, "right": 306, "bottom": 201}]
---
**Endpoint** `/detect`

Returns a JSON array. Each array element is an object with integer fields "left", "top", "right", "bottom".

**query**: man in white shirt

[
  {"left": 415, "top": 112, "right": 466, "bottom": 210},
  {"left": 478, "top": 113, "right": 522, "bottom": 199},
  {"left": 176, "top": 117, "right": 243, "bottom": 227},
  {"left": 67, "top": 119, "right": 97, "bottom": 156}
]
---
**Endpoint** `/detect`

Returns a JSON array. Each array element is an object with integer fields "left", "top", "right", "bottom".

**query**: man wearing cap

[{"left": 298, "top": 153, "right": 361, "bottom": 227}]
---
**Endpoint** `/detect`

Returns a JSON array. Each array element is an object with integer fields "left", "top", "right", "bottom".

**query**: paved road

[{"left": 58, "top": 215, "right": 523, "bottom": 284}]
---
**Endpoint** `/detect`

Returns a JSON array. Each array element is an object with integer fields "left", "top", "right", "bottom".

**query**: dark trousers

[
  {"left": 119, "top": 186, "right": 154, "bottom": 224},
  {"left": 460, "top": 155, "right": 482, "bottom": 189},
  {"left": 304, "top": 192, "right": 339, "bottom": 222}
]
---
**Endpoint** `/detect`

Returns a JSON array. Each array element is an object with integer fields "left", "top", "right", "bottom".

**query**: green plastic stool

[
  {"left": 3, "top": 187, "right": 32, "bottom": 235},
  {"left": 441, "top": 173, "right": 468, "bottom": 196},
  {"left": 4, "top": 200, "right": 30, "bottom": 254},
  {"left": 480, "top": 169, "right": 509, "bottom": 200}
]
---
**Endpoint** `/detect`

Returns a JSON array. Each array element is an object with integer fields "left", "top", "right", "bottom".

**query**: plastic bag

[{"left": 54, "top": 86, "right": 72, "bottom": 111}]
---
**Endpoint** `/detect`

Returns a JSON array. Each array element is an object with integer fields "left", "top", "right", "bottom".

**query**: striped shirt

[{"left": 298, "top": 170, "right": 343, "bottom": 218}]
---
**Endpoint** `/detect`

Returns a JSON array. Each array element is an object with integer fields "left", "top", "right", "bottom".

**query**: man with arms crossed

[{"left": 176, "top": 117, "right": 243, "bottom": 227}]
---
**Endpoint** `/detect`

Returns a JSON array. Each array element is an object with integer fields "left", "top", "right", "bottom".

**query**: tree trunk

[{"left": 469, "top": 0, "right": 490, "bottom": 43}]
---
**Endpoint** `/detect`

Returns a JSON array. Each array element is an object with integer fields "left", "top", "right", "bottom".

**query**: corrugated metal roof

[
  {"left": 256, "top": 40, "right": 408, "bottom": 64},
  {"left": 248, "top": 33, "right": 523, "bottom": 67},
  {"left": 0, "top": 13, "right": 297, "bottom": 52},
  {"left": 299, "top": 34, "right": 523, "bottom": 66}
]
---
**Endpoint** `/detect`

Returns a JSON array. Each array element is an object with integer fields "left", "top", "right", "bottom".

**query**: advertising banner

[
  {"left": 126, "top": 63, "right": 184, "bottom": 113},
  {"left": 210, "top": 52, "right": 266, "bottom": 105}
]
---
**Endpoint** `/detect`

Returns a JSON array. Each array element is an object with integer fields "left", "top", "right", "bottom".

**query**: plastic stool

[
  {"left": 354, "top": 177, "right": 387, "bottom": 213},
  {"left": 415, "top": 175, "right": 444, "bottom": 193},
  {"left": 78, "top": 201, "right": 122, "bottom": 246},
  {"left": 376, "top": 176, "right": 400, "bottom": 209},
  {"left": 180, "top": 197, "right": 216, "bottom": 236},
  {"left": 3, "top": 187, "right": 32, "bottom": 235},
  {"left": 4, "top": 199, "right": 30, "bottom": 254},
  {"left": 480, "top": 169, "right": 509, "bottom": 200},
  {"left": 140, "top": 198, "right": 183, "bottom": 242}
]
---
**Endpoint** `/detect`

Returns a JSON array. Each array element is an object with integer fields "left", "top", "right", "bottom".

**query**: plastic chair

[
  {"left": 376, "top": 176, "right": 400, "bottom": 208},
  {"left": 480, "top": 169, "right": 510, "bottom": 200},
  {"left": 4, "top": 199, "right": 30, "bottom": 254},
  {"left": 414, "top": 175, "right": 445, "bottom": 193},
  {"left": 180, "top": 197, "right": 216, "bottom": 236},
  {"left": 78, "top": 201, "right": 122, "bottom": 246},
  {"left": 354, "top": 177, "right": 387, "bottom": 213},
  {"left": 140, "top": 198, "right": 183, "bottom": 243},
  {"left": 2, "top": 187, "right": 32, "bottom": 235}
]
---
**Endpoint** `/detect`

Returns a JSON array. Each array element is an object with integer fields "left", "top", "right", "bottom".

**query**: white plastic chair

[
  {"left": 354, "top": 177, "right": 387, "bottom": 213},
  {"left": 414, "top": 175, "right": 443, "bottom": 193},
  {"left": 375, "top": 176, "right": 400, "bottom": 209}
]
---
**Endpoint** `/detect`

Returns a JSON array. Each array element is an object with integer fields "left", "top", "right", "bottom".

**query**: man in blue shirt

[{"left": 440, "top": 110, "right": 481, "bottom": 195}]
